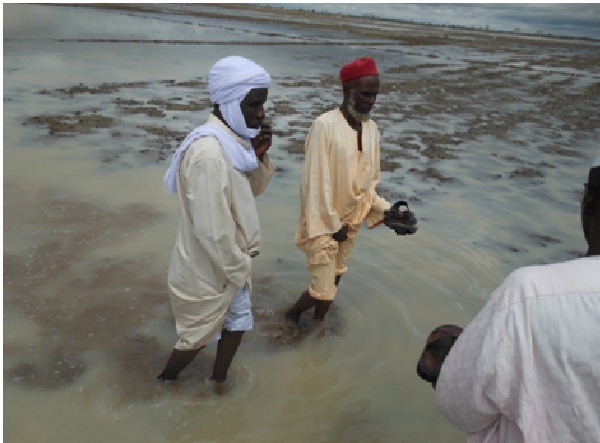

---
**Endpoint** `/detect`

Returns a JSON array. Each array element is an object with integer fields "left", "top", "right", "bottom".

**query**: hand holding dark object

[
  {"left": 383, "top": 200, "right": 418, "bottom": 235},
  {"left": 251, "top": 119, "right": 273, "bottom": 161},
  {"left": 332, "top": 224, "right": 348, "bottom": 242}
]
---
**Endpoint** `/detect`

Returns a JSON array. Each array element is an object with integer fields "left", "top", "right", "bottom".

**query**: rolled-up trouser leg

[
  {"left": 334, "top": 223, "right": 359, "bottom": 278},
  {"left": 304, "top": 228, "right": 358, "bottom": 301},
  {"left": 303, "top": 236, "right": 340, "bottom": 301},
  {"left": 221, "top": 284, "right": 253, "bottom": 333}
]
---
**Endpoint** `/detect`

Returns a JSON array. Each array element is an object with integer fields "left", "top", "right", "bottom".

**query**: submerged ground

[{"left": 4, "top": 4, "right": 599, "bottom": 443}]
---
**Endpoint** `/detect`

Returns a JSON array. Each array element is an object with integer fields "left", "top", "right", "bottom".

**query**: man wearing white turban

[{"left": 158, "top": 56, "right": 274, "bottom": 386}]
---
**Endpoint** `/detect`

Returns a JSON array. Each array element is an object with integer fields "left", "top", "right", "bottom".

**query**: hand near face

[{"left": 251, "top": 122, "right": 272, "bottom": 161}]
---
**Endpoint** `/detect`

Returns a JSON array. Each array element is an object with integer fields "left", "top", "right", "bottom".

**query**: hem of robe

[{"left": 169, "top": 281, "right": 240, "bottom": 350}]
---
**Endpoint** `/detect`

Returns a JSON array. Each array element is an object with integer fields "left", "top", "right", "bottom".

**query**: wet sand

[{"left": 3, "top": 4, "right": 599, "bottom": 443}]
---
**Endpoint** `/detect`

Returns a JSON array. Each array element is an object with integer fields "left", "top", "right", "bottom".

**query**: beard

[{"left": 348, "top": 91, "right": 371, "bottom": 123}]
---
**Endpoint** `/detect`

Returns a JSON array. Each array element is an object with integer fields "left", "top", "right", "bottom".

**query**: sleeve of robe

[
  {"left": 301, "top": 118, "right": 343, "bottom": 239},
  {"left": 434, "top": 292, "right": 511, "bottom": 436},
  {"left": 248, "top": 152, "right": 274, "bottom": 197},
  {"left": 184, "top": 150, "right": 251, "bottom": 290},
  {"left": 365, "top": 127, "right": 391, "bottom": 229}
]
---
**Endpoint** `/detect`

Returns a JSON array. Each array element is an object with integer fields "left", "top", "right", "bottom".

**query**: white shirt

[{"left": 436, "top": 257, "right": 600, "bottom": 443}]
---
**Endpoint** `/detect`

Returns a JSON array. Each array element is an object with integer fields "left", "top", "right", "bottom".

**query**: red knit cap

[{"left": 339, "top": 57, "right": 379, "bottom": 84}]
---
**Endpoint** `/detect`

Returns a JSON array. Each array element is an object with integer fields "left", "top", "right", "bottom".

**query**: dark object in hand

[
  {"left": 383, "top": 200, "right": 418, "bottom": 235},
  {"left": 332, "top": 225, "right": 348, "bottom": 242}
]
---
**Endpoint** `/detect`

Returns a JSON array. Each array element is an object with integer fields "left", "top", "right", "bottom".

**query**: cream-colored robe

[
  {"left": 295, "top": 108, "right": 390, "bottom": 245},
  {"left": 168, "top": 115, "right": 273, "bottom": 350}
]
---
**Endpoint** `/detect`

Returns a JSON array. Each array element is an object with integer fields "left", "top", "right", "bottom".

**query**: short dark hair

[{"left": 416, "top": 324, "right": 463, "bottom": 389}]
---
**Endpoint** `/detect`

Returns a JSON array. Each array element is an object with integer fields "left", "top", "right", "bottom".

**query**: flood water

[{"left": 3, "top": 4, "right": 599, "bottom": 442}]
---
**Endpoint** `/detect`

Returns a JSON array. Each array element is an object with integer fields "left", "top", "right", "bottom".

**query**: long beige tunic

[
  {"left": 295, "top": 108, "right": 390, "bottom": 246},
  {"left": 294, "top": 109, "right": 391, "bottom": 300},
  {"left": 168, "top": 115, "right": 273, "bottom": 350}
]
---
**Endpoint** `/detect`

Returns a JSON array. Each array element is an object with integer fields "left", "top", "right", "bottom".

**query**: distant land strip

[{"left": 50, "top": 39, "right": 401, "bottom": 46}]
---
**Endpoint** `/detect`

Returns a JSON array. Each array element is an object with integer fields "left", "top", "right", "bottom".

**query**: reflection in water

[{"left": 4, "top": 4, "right": 598, "bottom": 443}]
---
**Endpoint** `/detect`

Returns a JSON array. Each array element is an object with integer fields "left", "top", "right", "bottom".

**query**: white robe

[
  {"left": 436, "top": 256, "right": 600, "bottom": 443},
  {"left": 167, "top": 115, "right": 273, "bottom": 349}
]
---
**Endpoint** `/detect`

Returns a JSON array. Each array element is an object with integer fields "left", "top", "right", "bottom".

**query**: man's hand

[
  {"left": 332, "top": 225, "right": 348, "bottom": 242},
  {"left": 251, "top": 121, "right": 273, "bottom": 161}
]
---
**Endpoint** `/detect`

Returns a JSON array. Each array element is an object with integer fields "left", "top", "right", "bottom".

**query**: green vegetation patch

[
  {"left": 136, "top": 124, "right": 184, "bottom": 139},
  {"left": 408, "top": 166, "right": 455, "bottom": 183},
  {"left": 120, "top": 107, "right": 165, "bottom": 117},
  {"left": 25, "top": 113, "right": 114, "bottom": 135},
  {"left": 280, "top": 139, "right": 305, "bottom": 155},
  {"left": 39, "top": 81, "right": 152, "bottom": 96}
]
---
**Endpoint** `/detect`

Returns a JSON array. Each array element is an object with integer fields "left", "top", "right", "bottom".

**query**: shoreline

[{"left": 55, "top": 3, "right": 600, "bottom": 47}]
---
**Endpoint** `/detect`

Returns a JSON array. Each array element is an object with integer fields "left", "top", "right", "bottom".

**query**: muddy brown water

[{"left": 4, "top": 4, "right": 599, "bottom": 442}]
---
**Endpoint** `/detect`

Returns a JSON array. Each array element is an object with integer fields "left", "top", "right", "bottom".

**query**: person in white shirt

[
  {"left": 417, "top": 151, "right": 600, "bottom": 442},
  {"left": 157, "top": 56, "right": 274, "bottom": 385}
]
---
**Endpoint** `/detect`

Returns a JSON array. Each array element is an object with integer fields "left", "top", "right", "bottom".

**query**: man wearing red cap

[{"left": 285, "top": 57, "right": 408, "bottom": 328}]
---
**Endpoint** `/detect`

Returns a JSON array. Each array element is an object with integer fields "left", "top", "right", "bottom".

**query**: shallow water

[{"left": 4, "top": 4, "right": 599, "bottom": 443}]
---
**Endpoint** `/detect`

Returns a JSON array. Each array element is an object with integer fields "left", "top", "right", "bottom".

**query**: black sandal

[{"left": 383, "top": 201, "right": 418, "bottom": 235}]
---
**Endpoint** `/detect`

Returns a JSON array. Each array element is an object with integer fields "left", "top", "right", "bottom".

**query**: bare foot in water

[
  {"left": 213, "top": 381, "right": 227, "bottom": 396},
  {"left": 271, "top": 320, "right": 299, "bottom": 345},
  {"left": 313, "top": 319, "right": 327, "bottom": 339}
]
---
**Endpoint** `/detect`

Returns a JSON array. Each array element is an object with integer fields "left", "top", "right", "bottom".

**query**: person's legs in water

[
  {"left": 285, "top": 290, "right": 316, "bottom": 323},
  {"left": 159, "top": 330, "right": 245, "bottom": 384},
  {"left": 287, "top": 236, "right": 338, "bottom": 324},
  {"left": 314, "top": 224, "right": 357, "bottom": 323},
  {"left": 211, "top": 285, "right": 253, "bottom": 383},
  {"left": 157, "top": 347, "right": 203, "bottom": 381},
  {"left": 313, "top": 274, "right": 342, "bottom": 321},
  {"left": 285, "top": 276, "right": 341, "bottom": 323},
  {"left": 211, "top": 329, "right": 244, "bottom": 382},
  {"left": 159, "top": 285, "right": 252, "bottom": 383}
]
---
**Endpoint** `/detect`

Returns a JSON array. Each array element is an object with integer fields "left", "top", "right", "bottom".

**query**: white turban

[
  {"left": 163, "top": 56, "right": 271, "bottom": 194},
  {"left": 208, "top": 55, "right": 271, "bottom": 140}
]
